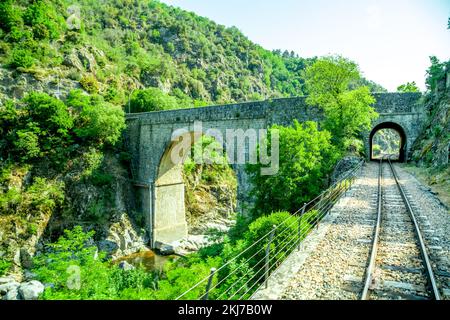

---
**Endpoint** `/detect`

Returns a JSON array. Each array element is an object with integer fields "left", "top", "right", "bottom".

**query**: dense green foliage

[
  {"left": 0, "top": 0, "right": 389, "bottom": 301},
  {"left": 0, "top": 0, "right": 385, "bottom": 108},
  {"left": 304, "top": 56, "right": 378, "bottom": 149},
  {"left": 0, "top": 91, "right": 125, "bottom": 165},
  {"left": 411, "top": 55, "right": 449, "bottom": 167},
  {"left": 397, "top": 81, "right": 420, "bottom": 93},
  {"left": 247, "top": 121, "right": 339, "bottom": 216},
  {"left": 32, "top": 210, "right": 321, "bottom": 300},
  {"left": 33, "top": 226, "right": 158, "bottom": 299},
  {"left": 129, "top": 87, "right": 178, "bottom": 113},
  {"left": 425, "top": 56, "right": 450, "bottom": 92},
  {"left": 0, "top": 258, "right": 11, "bottom": 276}
]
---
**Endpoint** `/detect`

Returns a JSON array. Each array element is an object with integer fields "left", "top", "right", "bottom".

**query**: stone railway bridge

[{"left": 124, "top": 92, "right": 425, "bottom": 247}]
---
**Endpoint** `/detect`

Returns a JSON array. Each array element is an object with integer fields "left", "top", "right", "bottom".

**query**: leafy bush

[
  {"left": 26, "top": 177, "right": 64, "bottom": 214},
  {"left": 0, "top": 258, "right": 11, "bottom": 276},
  {"left": 66, "top": 90, "right": 125, "bottom": 146},
  {"left": 1, "top": 177, "right": 61, "bottom": 213},
  {"left": 212, "top": 211, "right": 297, "bottom": 299},
  {"left": 22, "top": 0, "right": 62, "bottom": 40},
  {"left": 0, "top": 187, "right": 22, "bottom": 214},
  {"left": 80, "top": 74, "right": 100, "bottom": 94},
  {"left": 130, "top": 88, "right": 178, "bottom": 113},
  {"left": 397, "top": 81, "right": 420, "bottom": 93},
  {"left": 0, "top": 1, "right": 23, "bottom": 32},
  {"left": 247, "top": 121, "right": 339, "bottom": 216},
  {"left": 425, "top": 56, "right": 449, "bottom": 92},
  {"left": 10, "top": 48, "right": 34, "bottom": 68},
  {"left": 0, "top": 93, "right": 75, "bottom": 164},
  {"left": 154, "top": 255, "right": 222, "bottom": 300},
  {"left": 13, "top": 130, "right": 40, "bottom": 160},
  {"left": 23, "top": 92, "right": 73, "bottom": 138},
  {"left": 75, "top": 101, "right": 125, "bottom": 146},
  {"left": 33, "top": 226, "right": 158, "bottom": 300}
]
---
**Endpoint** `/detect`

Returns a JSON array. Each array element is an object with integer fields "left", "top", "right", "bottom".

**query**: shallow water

[{"left": 114, "top": 250, "right": 177, "bottom": 272}]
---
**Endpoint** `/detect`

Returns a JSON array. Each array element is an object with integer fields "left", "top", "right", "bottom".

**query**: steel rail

[
  {"left": 360, "top": 159, "right": 383, "bottom": 300},
  {"left": 387, "top": 158, "right": 441, "bottom": 300},
  {"left": 176, "top": 160, "right": 365, "bottom": 300}
]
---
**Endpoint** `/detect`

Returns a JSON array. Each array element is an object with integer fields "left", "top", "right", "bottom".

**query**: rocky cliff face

[
  {"left": 411, "top": 75, "right": 450, "bottom": 168},
  {"left": 0, "top": 149, "right": 149, "bottom": 280},
  {"left": 174, "top": 162, "right": 237, "bottom": 254}
]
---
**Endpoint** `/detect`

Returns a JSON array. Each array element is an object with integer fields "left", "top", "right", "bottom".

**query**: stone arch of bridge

[
  {"left": 153, "top": 130, "right": 237, "bottom": 246},
  {"left": 369, "top": 122, "right": 407, "bottom": 162}
]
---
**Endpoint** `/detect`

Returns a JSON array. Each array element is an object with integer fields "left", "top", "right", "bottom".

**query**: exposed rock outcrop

[
  {"left": 98, "top": 213, "right": 149, "bottom": 260},
  {"left": 0, "top": 277, "right": 44, "bottom": 300},
  {"left": 331, "top": 156, "right": 362, "bottom": 184},
  {"left": 411, "top": 79, "right": 449, "bottom": 168}
]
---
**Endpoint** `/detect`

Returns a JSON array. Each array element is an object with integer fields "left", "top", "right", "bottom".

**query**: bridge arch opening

[
  {"left": 153, "top": 131, "right": 237, "bottom": 246},
  {"left": 369, "top": 122, "right": 407, "bottom": 162}
]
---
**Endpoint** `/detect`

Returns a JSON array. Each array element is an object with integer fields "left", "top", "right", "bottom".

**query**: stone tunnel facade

[{"left": 124, "top": 92, "right": 425, "bottom": 247}]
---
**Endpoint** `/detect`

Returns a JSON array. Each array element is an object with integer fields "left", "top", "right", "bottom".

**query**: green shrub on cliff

[
  {"left": 10, "top": 48, "right": 34, "bottom": 68},
  {"left": 129, "top": 87, "right": 178, "bottom": 113},
  {"left": 0, "top": 258, "right": 11, "bottom": 276},
  {"left": 75, "top": 100, "right": 125, "bottom": 146},
  {"left": 0, "top": 1, "right": 23, "bottom": 33},
  {"left": 0, "top": 91, "right": 125, "bottom": 165}
]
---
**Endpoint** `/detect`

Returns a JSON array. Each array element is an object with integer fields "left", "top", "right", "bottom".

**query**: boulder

[
  {"left": 23, "top": 270, "right": 37, "bottom": 281},
  {"left": 118, "top": 261, "right": 135, "bottom": 271},
  {"left": 154, "top": 242, "right": 175, "bottom": 256},
  {"left": 18, "top": 280, "right": 44, "bottom": 300},
  {"left": 77, "top": 47, "right": 96, "bottom": 72},
  {"left": 0, "top": 281, "right": 20, "bottom": 295},
  {"left": 0, "top": 276, "right": 16, "bottom": 285},
  {"left": 20, "top": 248, "right": 33, "bottom": 269},
  {"left": 99, "top": 213, "right": 148, "bottom": 259},
  {"left": 4, "top": 287, "right": 20, "bottom": 300},
  {"left": 63, "top": 49, "right": 84, "bottom": 71}
]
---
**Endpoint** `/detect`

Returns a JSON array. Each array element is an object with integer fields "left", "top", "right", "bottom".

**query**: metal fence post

[
  {"left": 317, "top": 193, "right": 324, "bottom": 229},
  {"left": 298, "top": 204, "right": 306, "bottom": 251},
  {"left": 202, "top": 268, "right": 216, "bottom": 300},
  {"left": 265, "top": 226, "right": 277, "bottom": 289}
]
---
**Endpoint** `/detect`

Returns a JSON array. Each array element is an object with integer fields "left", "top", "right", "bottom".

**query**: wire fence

[{"left": 175, "top": 159, "right": 365, "bottom": 300}]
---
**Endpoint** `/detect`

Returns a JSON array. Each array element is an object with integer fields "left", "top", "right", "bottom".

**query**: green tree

[
  {"left": 129, "top": 87, "right": 178, "bottom": 113},
  {"left": 0, "top": 0, "right": 23, "bottom": 32},
  {"left": 303, "top": 55, "right": 378, "bottom": 147},
  {"left": 247, "top": 121, "right": 339, "bottom": 216},
  {"left": 397, "top": 81, "right": 420, "bottom": 93},
  {"left": 76, "top": 102, "right": 125, "bottom": 146},
  {"left": 10, "top": 92, "right": 74, "bottom": 163},
  {"left": 23, "top": 92, "right": 73, "bottom": 136},
  {"left": 67, "top": 90, "right": 126, "bottom": 146},
  {"left": 22, "top": 0, "right": 63, "bottom": 40},
  {"left": 425, "top": 56, "right": 448, "bottom": 92},
  {"left": 10, "top": 48, "right": 34, "bottom": 68}
]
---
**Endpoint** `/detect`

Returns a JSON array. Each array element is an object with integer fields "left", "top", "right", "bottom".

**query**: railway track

[{"left": 361, "top": 158, "right": 441, "bottom": 300}]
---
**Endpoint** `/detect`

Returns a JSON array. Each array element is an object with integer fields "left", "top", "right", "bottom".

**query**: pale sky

[{"left": 160, "top": 0, "right": 450, "bottom": 92}]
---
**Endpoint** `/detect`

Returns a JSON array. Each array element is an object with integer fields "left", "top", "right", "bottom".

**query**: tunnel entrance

[{"left": 370, "top": 122, "right": 407, "bottom": 162}]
